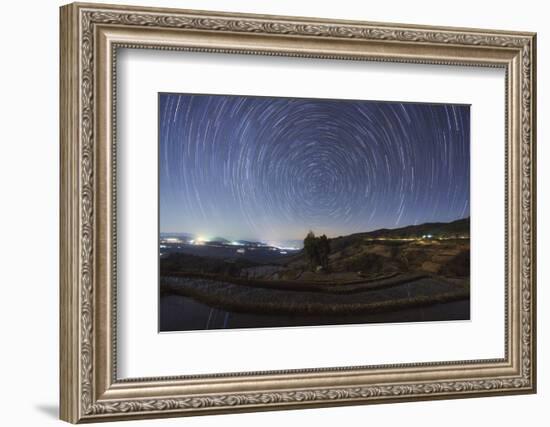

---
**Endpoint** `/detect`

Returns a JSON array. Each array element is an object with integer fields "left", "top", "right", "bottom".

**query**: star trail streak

[{"left": 159, "top": 93, "right": 470, "bottom": 244}]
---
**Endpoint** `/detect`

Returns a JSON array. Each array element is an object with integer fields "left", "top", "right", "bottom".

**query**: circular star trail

[{"left": 159, "top": 93, "right": 469, "bottom": 244}]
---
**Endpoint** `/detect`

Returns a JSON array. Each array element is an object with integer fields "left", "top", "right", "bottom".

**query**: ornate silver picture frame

[{"left": 60, "top": 2, "right": 536, "bottom": 423}]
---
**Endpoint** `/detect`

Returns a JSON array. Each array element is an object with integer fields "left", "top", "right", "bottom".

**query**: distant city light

[
  {"left": 193, "top": 236, "right": 209, "bottom": 245},
  {"left": 164, "top": 237, "right": 180, "bottom": 243},
  {"left": 265, "top": 241, "right": 301, "bottom": 251}
]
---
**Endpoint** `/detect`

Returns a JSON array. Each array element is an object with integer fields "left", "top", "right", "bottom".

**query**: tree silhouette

[
  {"left": 318, "top": 234, "right": 330, "bottom": 270},
  {"left": 303, "top": 231, "right": 331, "bottom": 271},
  {"left": 303, "top": 231, "right": 318, "bottom": 270}
]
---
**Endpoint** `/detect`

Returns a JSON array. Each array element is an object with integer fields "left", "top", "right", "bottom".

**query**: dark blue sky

[{"left": 159, "top": 93, "right": 469, "bottom": 245}]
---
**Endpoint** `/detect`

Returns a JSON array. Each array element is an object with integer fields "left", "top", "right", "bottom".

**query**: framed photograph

[{"left": 60, "top": 2, "right": 537, "bottom": 423}]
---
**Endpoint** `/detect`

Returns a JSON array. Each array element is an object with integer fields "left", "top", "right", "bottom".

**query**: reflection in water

[{"left": 159, "top": 294, "right": 470, "bottom": 332}]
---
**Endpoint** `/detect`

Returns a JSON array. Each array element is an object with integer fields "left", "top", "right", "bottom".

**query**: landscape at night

[{"left": 159, "top": 92, "right": 470, "bottom": 332}]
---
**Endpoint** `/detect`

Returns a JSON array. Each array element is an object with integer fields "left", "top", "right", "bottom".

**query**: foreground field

[{"left": 161, "top": 273, "right": 468, "bottom": 315}]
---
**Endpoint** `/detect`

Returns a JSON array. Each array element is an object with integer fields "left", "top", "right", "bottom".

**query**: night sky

[{"left": 159, "top": 93, "right": 470, "bottom": 245}]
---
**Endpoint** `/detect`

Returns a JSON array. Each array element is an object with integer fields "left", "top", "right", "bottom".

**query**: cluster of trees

[{"left": 303, "top": 231, "right": 331, "bottom": 271}]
